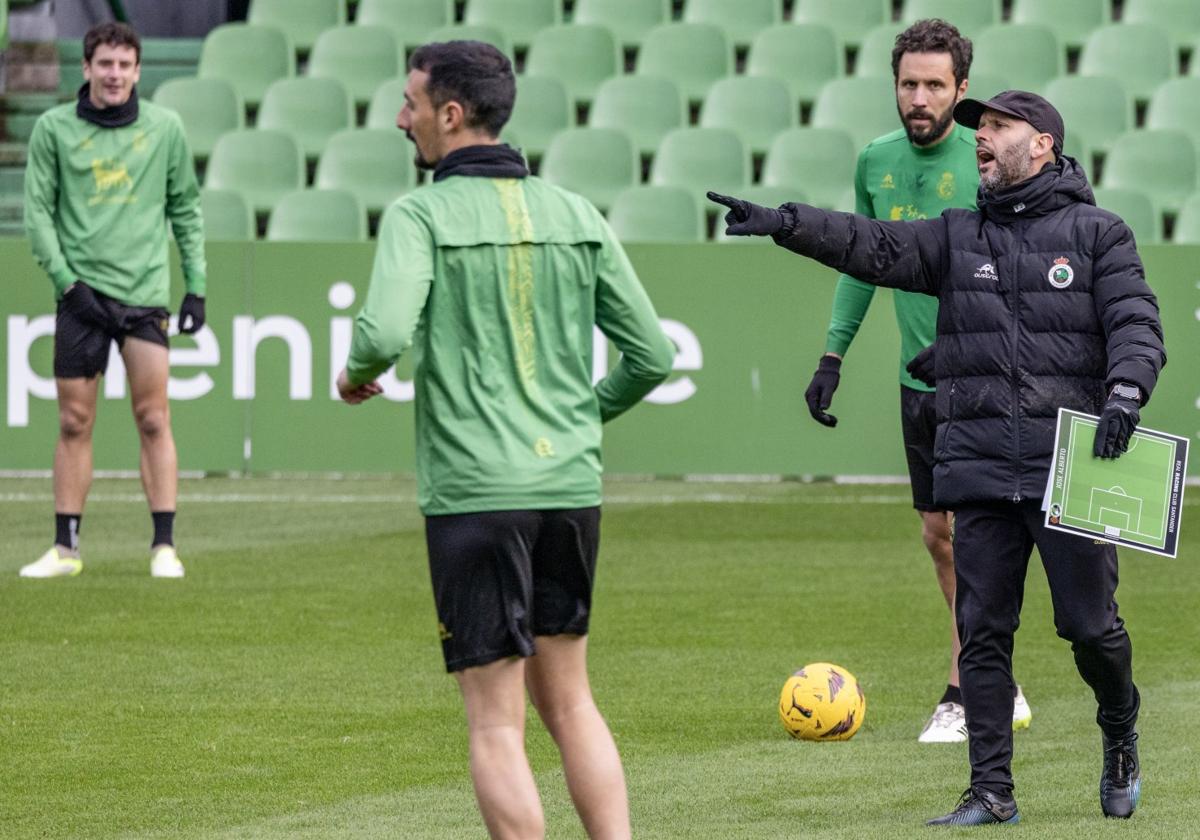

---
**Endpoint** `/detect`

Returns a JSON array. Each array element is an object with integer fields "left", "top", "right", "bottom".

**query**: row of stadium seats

[
  {"left": 248, "top": 0, "right": 1200, "bottom": 59},
  {"left": 157, "top": 67, "right": 1200, "bottom": 180},
  {"left": 199, "top": 17, "right": 1200, "bottom": 117},
  {"left": 195, "top": 121, "right": 1200, "bottom": 242},
  {"left": 203, "top": 179, "right": 1200, "bottom": 245}
]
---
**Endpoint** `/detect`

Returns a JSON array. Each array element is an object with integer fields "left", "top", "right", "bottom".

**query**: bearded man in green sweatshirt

[
  {"left": 22, "top": 22, "right": 206, "bottom": 579},
  {"left": 802, "top": 19, "right": 1032, "bottom": 742},
  {"left": 336, "top": 40, "right": 673, "bottom": 840}
]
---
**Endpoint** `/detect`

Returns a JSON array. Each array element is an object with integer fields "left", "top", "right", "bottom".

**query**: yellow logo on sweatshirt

[
  {"left": 937, "top": 171, "right": 955, "bottom": 200},
  {"left": 88, "top": 158, "right": 135, "bottom": 205},
  {"left": 880, "top": 173, "right": 895, "bottom": 190}
]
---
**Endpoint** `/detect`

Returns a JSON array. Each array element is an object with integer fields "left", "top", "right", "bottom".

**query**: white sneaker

[
  {"left": 919, "top": 701, "right": 968, "bottom": 743},
  {"left": 1012, "top": 685, "right": 1032, "bottom": 731},
  {"left": 19, "top": 547, "right": 83, "bottom": 578},
  {"left": 150, "top": 546, "right": 185, "bottom": 578}
]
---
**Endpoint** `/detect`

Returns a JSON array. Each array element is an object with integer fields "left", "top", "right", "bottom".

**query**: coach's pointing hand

[{"left": 706, "top": 191, "right": 784, "bottom": 237}]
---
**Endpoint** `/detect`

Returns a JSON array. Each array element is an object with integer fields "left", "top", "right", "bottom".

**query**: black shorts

[
  {"left": 425, "top": 507, "right": 601, "bottom": 673},
  {"left": 54, "top": 288, "right": 169, "bottom": 379},
  {"left": 900, "top": 385, "right": 944, "bottom": 512}
]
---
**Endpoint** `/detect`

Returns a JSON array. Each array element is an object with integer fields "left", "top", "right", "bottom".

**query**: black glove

[
  {"left": 706, "top": 191, "right": 784, "bottom": 237},
  {"left": 804, "top": 355, "right": 841, "bottom": 428},
  {"left": 1093, "top": 386, "right": 1140, "bottom": 459},
  {"left": 906, "top": 344, "right": 936, "bottom": 388},
  {"left": 62, "top": 281, "right": 108, "bottom": 327},
  {"left": 178, "top": 293, "right": 206, "bottom": 334}
]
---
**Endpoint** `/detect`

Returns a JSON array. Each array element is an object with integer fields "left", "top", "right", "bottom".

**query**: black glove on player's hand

[
  {"left": 63, "top": 281, "right": 108, "bottom": 326},
  {"left": 706, "top": 191, "right": 784, "bottom": 237},
  {"left": 906, "top": 344, "right": 936, "bottom": 388},
  {"left": 179, "top": 293, "right": 206, "bottom": 334},
  {"left": 1094, "top": 390, "right": 1140, "bottom": 459},
  {"left": 804, "top": 355, "right": 841, "bottom": 428}
]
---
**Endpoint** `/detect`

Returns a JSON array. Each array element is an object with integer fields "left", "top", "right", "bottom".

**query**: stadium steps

[{"left": 0, "top": 142, "right": 28, "bottom": 236}]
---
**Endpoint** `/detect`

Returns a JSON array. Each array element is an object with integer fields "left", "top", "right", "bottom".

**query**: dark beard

[{"left": 900, "top": 107, "right": 955, "bottom": 147}]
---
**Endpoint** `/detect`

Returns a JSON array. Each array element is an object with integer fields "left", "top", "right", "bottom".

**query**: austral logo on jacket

[
  {"left": 973, "top": 262, "right": 999, "bottom": 280},
  {"left": 1047, "top": 257, "right": 1074, "bottom": 288}
]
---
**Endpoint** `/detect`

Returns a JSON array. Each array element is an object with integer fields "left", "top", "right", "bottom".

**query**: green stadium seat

[
  {"left": 200, "top": 188, "right": 256, "bottom": 240},
  {"left": 1078, "top": 23, "right": 1173, "bottom": 105},
  {"left": 539, "top": 127, "right": 638, "bottom": 212},
  {"left": 636, "top": 23, "right": 733, "bottom": 105},
  {"left": 745, "top": 23, "right": 841, "bottom": 110},
  {"left": 257, "top": 77, "right": 354, "bottom": 160},
  {"left": 198, "top": 23, "right": 295, "bottom": 109},
  {"left": 1171, "top": 191, "right": 1200, "bottom": 242},
  {"left": 1101, "top": 129, "right": 1198, "bottom": 217},
  {"left": 761, "top": 127, "right": 857, "bottom": 209},
  {"left": 650, "top": 127, "right": 748, "bottom": 207},
  {"left": 812, "top": 77, "right": 899, "bottom": 151},
  {"left": 1010, "top": 0, "right": 1108, "bottom": 53},
  {"left": 963, "top": 72, "right": 1009, "bottom": 102},
  {"left": 266, "top": 188, "right": 368, "bottom": 241},
  {"left": 1091, "top": 186, "right": 1161, "bottom": 244},
  {"left": 572, "top": 0, "right": 670, "bottom": 52},
  {"left": 524, "top": 23, "right": 620, "bottom": 107},
  {"left": 463, "top": 0, "right": 561, "bottom": 52},
  {"left": 316, "top": 128, "right": 416, "bottom": 215},
  {"left": 590, "top": 76, "right": 685, "bottom": 159},
  {"left": 206, "top": 128, "right": 305, "bottom": 215},
  {"left": 792, "top": 0, "right": 889, "bottom": 51},
  {"left": 507, "top": 75, "right": 571, "bottom": 161},
  {"left": 682, "top": 0, "right": 782, "bottom": 51},
  {"left": 715, "top": 185, "right": 807, "bottom": 242},
  {"left": 1042, "top": 76, "right": 1132, "bottom": 159},
  {"left": 853, "top": 23, "right": 904, "bottom": 78},
  {"left": 152, "top": 77, "right": 244, "bottom": 161},
  {"left": 972, "top": 24, "right": 1062, "bottom": 93},
  {"left": 1146, "top": 78, "right": 1200, "bottom": 153},
  {"left": 308, "top": 25, "right": 401, "bottom": 107},
  {"left": 1123, "top": 0, "right": 1200, "bottom": 57},
  {"left": 699, "top": 75, "right": 795, "bottom": 157},
  {"left": 607, "top": 185, "right": 706, "bottom": 242},
  {"left": 247, "top": 0, "right": 344, "bottom": 54},
  {"left": 366, "top": 77, "right": 405, "bottom": 129},
  {"left": 356, "top": 0, "right": 454, "bottom": 50},
  {"left": 425, "top": 23, "right": 513, "bottom": 57},
  {"left": 899, "top": 0, "right": 999, "bottom": 39}
]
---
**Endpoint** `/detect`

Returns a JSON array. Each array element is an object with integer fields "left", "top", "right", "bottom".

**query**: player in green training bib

[
  {"left": 336, "top": 41, "right": 673, "bottom": 840},
  {"left": 21, "top": 22, "right": 205, "bottom": 580},
  {"left": 802, "top": 20, "right": 1031, "bottom": 743}
]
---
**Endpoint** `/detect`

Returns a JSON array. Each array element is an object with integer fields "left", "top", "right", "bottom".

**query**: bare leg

[
  {"left": 54, "top": 376, "right": 100, "bottom": 553},
  {"left": 122, "top": 337, "right": 176, "bottom": 532},
  {"left": 526, "top": 635, "right": 630, "bottom": 840},
  {"left": 921, "top": 509, "right": 959, "bottom": 687},
  {"left": 456, "top": 657, "right": 545, "bottom": 840}
]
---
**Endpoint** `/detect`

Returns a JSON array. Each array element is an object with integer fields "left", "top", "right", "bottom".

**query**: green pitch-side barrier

[{"left": 1, "top": 239, "right": 1196, "bottom": 477}]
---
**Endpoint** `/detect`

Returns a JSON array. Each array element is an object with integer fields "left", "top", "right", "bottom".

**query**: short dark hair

[
  {"left": 84, "top": 21, "right": 141, "bottom": 63},
  {"left": 408, "top": 40, "right": 515, "bottom": 137},
  {"left": 891, "top": 18, "right": 972, "bottom": 87}
]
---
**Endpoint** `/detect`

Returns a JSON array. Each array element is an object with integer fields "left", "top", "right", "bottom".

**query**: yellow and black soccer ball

[{"left": 778, "top": 662, "right": 866, "bottom": 741}]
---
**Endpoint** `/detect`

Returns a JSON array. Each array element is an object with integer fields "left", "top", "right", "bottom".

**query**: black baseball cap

[{"left": 953, "top": 90, "right": 1065, "bottom": 157}]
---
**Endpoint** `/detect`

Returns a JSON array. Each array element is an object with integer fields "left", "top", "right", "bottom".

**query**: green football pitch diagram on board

[{"left": 1045, "top": 409, "right": 1189, "bottom": 557}]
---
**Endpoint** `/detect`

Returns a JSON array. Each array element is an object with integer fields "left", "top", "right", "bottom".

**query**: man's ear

[
  {"left": 440, "top": 100, "right": 465, "bottom": 132},
  {"left": 1030, "top": 131, "right": 1054, "bottom": 159}
]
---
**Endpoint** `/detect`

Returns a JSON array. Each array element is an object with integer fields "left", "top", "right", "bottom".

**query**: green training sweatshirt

[
  {"left": 823, "top": 123, "right": 979, "bottom": 390},
  {"left": 347, "top": 173, "right": 676, "bottom": 515},
  {"left": 24, "top": 99, "right": 206, "bottom": 306}
]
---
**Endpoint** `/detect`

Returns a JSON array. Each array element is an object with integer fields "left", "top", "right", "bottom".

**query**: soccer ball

[{"left": 778, "top": 662, "right": 866, "bottom": 741}]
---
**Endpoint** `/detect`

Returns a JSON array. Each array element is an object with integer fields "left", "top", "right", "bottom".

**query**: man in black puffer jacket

[{"left": 709, "top": 91, "right": 1165, "bottom": 826}]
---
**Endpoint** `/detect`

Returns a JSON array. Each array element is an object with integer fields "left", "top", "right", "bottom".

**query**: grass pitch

[{"left": 1, "top": 476, "right": 1197, "bottom": 839}]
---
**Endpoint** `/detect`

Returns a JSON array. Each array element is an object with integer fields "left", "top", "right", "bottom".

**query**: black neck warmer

[
  {"left": 433, "top": 143, "right": 529, "bottom": 182},
  {"left": 76, "top": 83, "right": 140, "bottom": 128}
]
